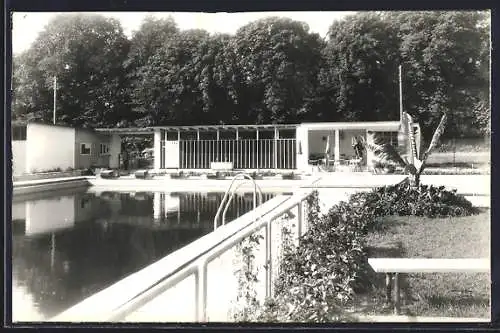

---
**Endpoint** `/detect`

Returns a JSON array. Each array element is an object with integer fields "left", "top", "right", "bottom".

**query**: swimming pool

[{"left": 11, "top": 188, "right": 279, "bottom": 321}]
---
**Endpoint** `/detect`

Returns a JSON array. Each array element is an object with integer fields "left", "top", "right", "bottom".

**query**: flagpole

[
  {"left": 399, "top": 65, "right": 403, "bottom": 122},
  {"left": 53, "top": 75, "right": 57, "bottom": 125}
]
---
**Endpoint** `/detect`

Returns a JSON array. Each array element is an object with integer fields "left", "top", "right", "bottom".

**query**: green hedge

[{"left": 249, "top": 179, "right": 478, "bottom": 322}]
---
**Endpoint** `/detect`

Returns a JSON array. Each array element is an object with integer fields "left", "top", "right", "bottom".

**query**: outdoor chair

[
  {"left": 100, "top": 169, "right": 118, "bottom": 179},
  {"left": 134, "top": 170, "right": 150, "bottom": 179}
]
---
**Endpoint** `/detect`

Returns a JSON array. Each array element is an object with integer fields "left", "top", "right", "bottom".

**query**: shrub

[
  {"left": 250, "top": 181, "right": 479, "bottom": 321},
  {"left": 170, "top": 171, "right": 185, "bottom": 179},
  {"left": 351, "top": 179, "right": 479, "bottom": 218},
  {"left": 254, "top": 191, "right": 369, "bottom": 322},
  {"left": 82, "top": 168, "right": 95, "bottom": 176},
  {"left": 282, "top": 172, "right": 299, "bottom": 180}
]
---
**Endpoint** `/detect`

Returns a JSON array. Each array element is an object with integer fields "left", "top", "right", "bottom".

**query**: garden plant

[{"left": 233, "top": 178, "right": 480, "bottom": 322}]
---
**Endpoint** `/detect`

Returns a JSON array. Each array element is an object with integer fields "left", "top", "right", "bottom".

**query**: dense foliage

[
  {"left": 12, "top": 11, "right": 489, "bottom": 138},
  {"left": 355, "top": 179, "right": 479, "bottom": 218},
  {"left": 12, "top": 14, "right": 131, "bottom": 127},
  {"left": 251, "top": 180, "right": 478, "bottom": 321}
]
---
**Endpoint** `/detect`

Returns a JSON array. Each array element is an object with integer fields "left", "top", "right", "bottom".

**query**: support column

[
  {"left": 256, "top": 129, "right": 259, "bottom": 170},
  {"left": 334, "top": 129, "right": 340, "bottom": 162},
  {"left": 154, "top": 129, "right": 162, "bottom": 170},
  {"left": 274, "top": 127, "right": 278, "bottom": 169},
  {"left": 108, "top": 134, "right": 121, "bottom": 169},
  {"left": 296, "top": 126, "right": 309, "bottom": 171}
]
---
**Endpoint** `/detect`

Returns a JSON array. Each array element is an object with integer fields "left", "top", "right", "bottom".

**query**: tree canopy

[{"left": 12, "top": 11, "right": 490, "bottom": 138}]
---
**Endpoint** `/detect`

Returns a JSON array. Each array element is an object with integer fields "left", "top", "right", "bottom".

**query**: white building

[{"left": 12, "top": 117, "right": 421, "bottom": 175}]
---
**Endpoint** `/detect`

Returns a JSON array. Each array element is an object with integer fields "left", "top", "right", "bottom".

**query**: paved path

[{"left": 311, "top": 173, "right": 490, "bottom": 195}]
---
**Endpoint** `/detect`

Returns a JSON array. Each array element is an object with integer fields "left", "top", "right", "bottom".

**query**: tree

[
  {"left": 132, "top": 29, "right": 213, "bottom": 126},
  {"left": 125, "top": 16, "right": 179, "bottom": 125},
  {"left": 321, "top": 13, "right": 401, "bottom": 122},
  {"left": 13, "top": 13, "right": 131, "bottom": 128},
  {"left": 385, "top": 11, "right": 488, "bottom": 139},
  {"left": 231, "top": 17, "right": 324, "bottom": 124},
  {"left": 365, "top": 112, "right": 447, "bottom": 186}
]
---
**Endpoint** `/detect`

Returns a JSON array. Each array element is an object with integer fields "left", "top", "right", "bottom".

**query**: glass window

[
  {"left": 377, "top": 132, "right": 398, "bottom": 147},
  {"left": 12, "top": 126, "right": 27, "bottom": 141},
  {"left": 80, "top": 143, "right": 91, "bottom": 155},
  {"left": 100, "top": 143, "right": 109, "bottom": 155}
]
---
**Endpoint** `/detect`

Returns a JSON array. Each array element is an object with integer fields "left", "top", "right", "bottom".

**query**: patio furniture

[
  {"left": 134, "top": 170, "right": 150, "bottom": 179},
  {"left": 368, "top": 258, "right": 489, "bottom": 315},
  {"left": 99, "top": 170, "right": 117, "bottom": 179},
  {"left": 348, "top": 158, "right": 363, "bottom": 172}
]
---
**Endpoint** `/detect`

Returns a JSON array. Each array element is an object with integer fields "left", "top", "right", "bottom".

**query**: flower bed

[{"left": 239, "top": 178, "right": 480, "bottom": 322}]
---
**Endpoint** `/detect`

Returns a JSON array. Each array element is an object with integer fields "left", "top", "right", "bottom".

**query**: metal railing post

[
  {"left": 221, "top": 181, "right": 263, "bottom": 225},
  {"left": 213, "top": 173, "right": 262, "bottom": 230},
  {"left": 195, "top": 262, "right": 208, "bottom": 322},
  {"left": 265, "top": 219, "right": 272, "bottom": 298},
  {"left": 297, "top": 201, "right": 303, "bottom": 239}
]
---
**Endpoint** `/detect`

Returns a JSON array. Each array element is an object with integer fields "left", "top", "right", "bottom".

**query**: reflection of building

[
  {"left": 11, "top": 191, "right": 213, "bottom": 321},
  {"left": 12, "top": 193, "right": 95, "bottom": 236}
]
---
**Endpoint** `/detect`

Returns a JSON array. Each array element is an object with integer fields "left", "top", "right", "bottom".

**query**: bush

[
  {"left": 353, "top": 179, "right": 479, "bottom": 218},
  {"left": 170, "top": 171, "right": 185, "bottom": 179},
  {"left": 82, "top": 168, "right": 95, "bottom": 176},
  {"left": 251, "top": 180, "right": 479, "bottom": 321},
  {"left": 255, "top": 190, "right": 369, "bottom": 322}
]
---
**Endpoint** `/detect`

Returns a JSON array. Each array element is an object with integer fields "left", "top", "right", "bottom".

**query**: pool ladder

[{"left": 213, "top": 173, "right": 263, "bottom": 230}]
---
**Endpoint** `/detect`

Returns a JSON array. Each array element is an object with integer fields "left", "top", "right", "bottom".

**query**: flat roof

[
  {"left": 95, "top": 123, "right": 299, "bottom": 134},
  {"left": 299, "top": 121, "right": 402, "bottom": 131},
  {"left": 94, "top": 120, "right": 417, "bottom": 135}
]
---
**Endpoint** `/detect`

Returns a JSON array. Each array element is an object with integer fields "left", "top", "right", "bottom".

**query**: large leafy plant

[{"left": 364, "top": 112, "right": 447, "bottom": 186}]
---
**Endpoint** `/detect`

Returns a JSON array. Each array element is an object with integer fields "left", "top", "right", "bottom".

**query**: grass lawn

[{"left": 354, "top": 209, "right": 490, "bottom": 318}]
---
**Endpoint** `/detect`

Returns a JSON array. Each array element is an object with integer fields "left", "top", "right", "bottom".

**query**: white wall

[
  {"left": 12, "top": 201, "right": 26, "bottom": 221},
  {"left": 339, "top": 129, "right": 366, "bottom": 160},
  {"left": 295, "top": 126, "right": 309, "bottom": 170},
  {"left": 25, "top": 196, "right": 76, "bottom": 235},
  {"left": 308, "top": 130, "right": 334, "bottom": 158},
  {"left": 154, "top": 130, "right": 162, "bottom": 170},
  {"left": 74, "top": 129, "right": 111, "bottom": 169},
  {"left": 26, "top": 123, "right": 75, "bottom": 173},
  {"left": 12, "top": 141, "right": 26, "bottom": 176},
  {"left": 109, "top": 134, "right": 121, "bottom": 169}
]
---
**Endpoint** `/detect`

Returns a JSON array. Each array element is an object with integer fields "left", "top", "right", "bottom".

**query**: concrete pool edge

[
  {"left": 11, "top": 174, "right": 490, "bottom": 197},
  {"left": 13, "top": 176, "right": 93, "bottom": 196}
]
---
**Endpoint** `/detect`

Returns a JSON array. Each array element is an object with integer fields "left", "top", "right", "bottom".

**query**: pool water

[{"left": 11, "top": 188, "right": 277, "bottom": 321}]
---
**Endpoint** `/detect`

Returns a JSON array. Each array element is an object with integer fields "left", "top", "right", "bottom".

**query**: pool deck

[
  {"left": 12, "top": 176, "right": 92, "bottom": 196},
  {"left": 12, "top": 173, "right": 490, "bottom": 196}
]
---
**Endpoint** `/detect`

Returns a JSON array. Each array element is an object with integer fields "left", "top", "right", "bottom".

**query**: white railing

[
  {"left": 213, "top": 173, "right": 263, "bottom": 230},
  {"left": 118, "top": 190, "right": 310, "bottom": 322},
  {"left": 53, "top": 189, "right": 313, "bottom": 322},
  {"left": 178, "top": 138, "right": 296, "bottom": 169}
]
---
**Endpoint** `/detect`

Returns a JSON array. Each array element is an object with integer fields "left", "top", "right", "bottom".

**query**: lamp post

[
  {"left": 52, "top": 64, "right": 69, "bottom": 125},
  {"left": 53, "top": 75, "right": 57, "bottom": 125}
]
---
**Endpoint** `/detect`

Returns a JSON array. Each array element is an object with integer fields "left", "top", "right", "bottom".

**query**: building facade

[
  {"left": 12, "top": 122, "right": 115, "bottom": 175},
  {"left": 97, "top": 118, "right": 421, "bottom": 172},
  {"left": 12, "top": 118, "right": 421, "bottom": 175}
]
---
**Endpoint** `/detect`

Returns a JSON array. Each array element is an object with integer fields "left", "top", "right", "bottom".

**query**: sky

[{"left": 11, "top": 11, "right": 356, "bottom": 54}]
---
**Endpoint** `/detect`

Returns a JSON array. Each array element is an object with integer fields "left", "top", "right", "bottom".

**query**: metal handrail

[
  {"left": 213, "top": 173, "right": 260, "bottom": 230},
  {"left": 106, "top": 190, "right": 313, "bottom": 322},
  {"left": 221, "top": 180, "right": 264, "bottom": 226}
]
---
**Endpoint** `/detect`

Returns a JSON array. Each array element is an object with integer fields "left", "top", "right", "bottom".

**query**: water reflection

[{"left": 12, "top": 189, "right": 275, "bottom": 321}]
